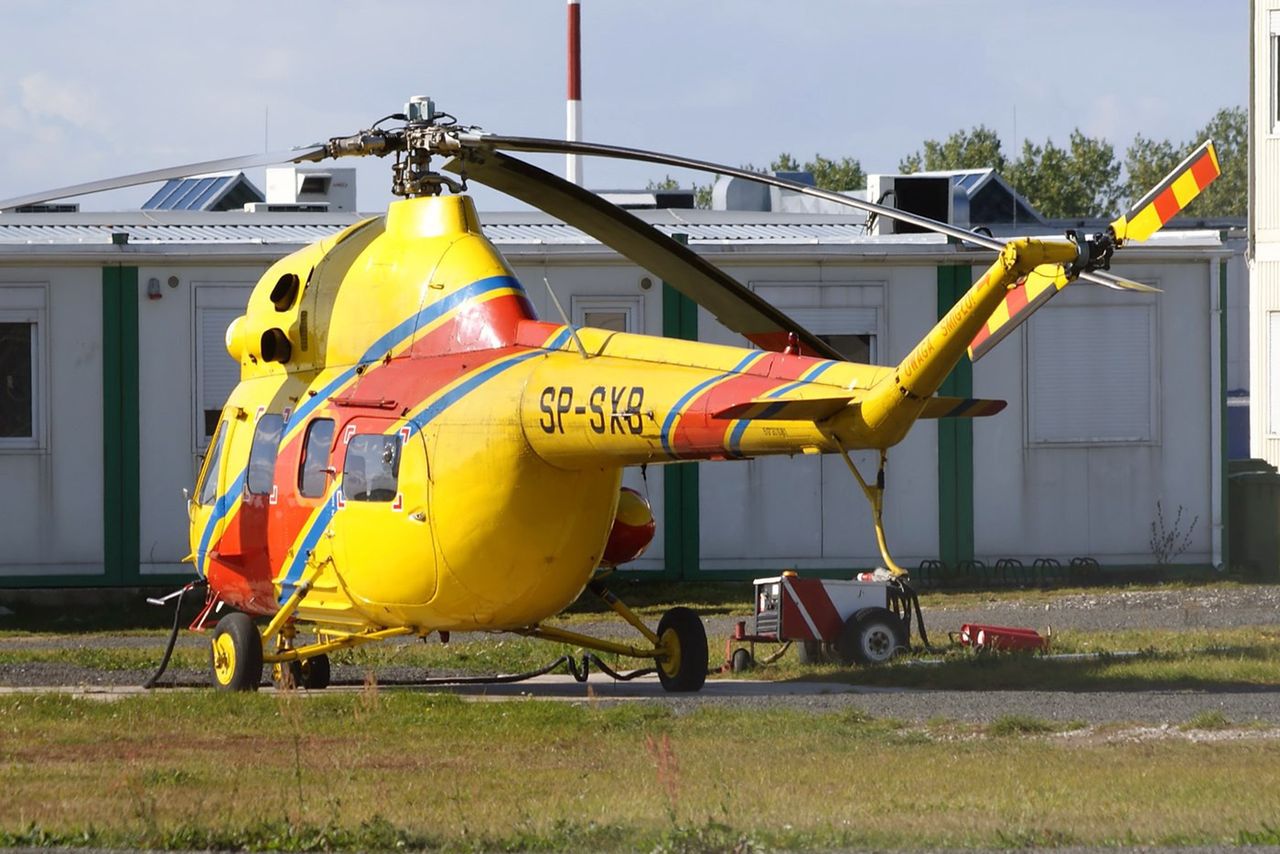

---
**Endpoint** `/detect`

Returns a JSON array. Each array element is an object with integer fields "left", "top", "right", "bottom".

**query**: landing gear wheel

[
  {"left": 834, "top": 607, "right": 906, "bottom": 667},
  {"left": 730, "top": 647, "right": 753, "bottom": 673},
  {"left": 655, "top": 607, "right": 707, "bottom": 692},
  {"left": 300, "top": 654, "right": 331, "bottom": 689},
  {"left": 797, "top": 640, "right": 825, "bottom": 665},
  {"left": 272, "top": 654, "right": 331, "bottom": 690},
  {"left": 210, "top": 612, "right": 263, "bottom": 692}
]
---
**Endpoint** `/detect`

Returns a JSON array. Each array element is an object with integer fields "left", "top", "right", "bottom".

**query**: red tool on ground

[{"left": 955, "top": 623, "right": 1049, "bottom": 652}]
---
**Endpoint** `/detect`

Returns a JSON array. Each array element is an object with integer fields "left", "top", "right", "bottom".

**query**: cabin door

[{"left": 331, "top": 416, "right": 437, "bottom": 607}]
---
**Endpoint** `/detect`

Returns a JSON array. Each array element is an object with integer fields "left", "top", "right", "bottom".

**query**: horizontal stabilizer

[
  {"left": 919, "top": 396, "right": 1007, "bottom": 419},
  {"left": 713, "top": 393, "right": 855, "bottom": 422}
]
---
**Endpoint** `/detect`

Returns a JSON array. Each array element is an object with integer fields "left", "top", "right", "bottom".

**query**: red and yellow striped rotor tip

[{"left": 1112, "top": 139, "right": 1220, "bottom": 244}]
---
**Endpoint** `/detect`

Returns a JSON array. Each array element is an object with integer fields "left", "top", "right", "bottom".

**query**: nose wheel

[{"left": 210, "top": 612, "right": 263, "bottom": 692}]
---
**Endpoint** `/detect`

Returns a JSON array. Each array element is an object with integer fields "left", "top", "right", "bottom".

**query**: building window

[
  {"left": 193, "top": 284, "right": 252, "bottom": 449},
  {"left": 343, "top": 433, "right": 401, "bottom": 502},
  {"left": 246, "top": 413, "right": 284, "bottom": 495},
  {"left": 0, "top": 322, "right": 34, "bottom": 439},
  {"left": 1269, "top": 312, "right": 1280, "bottom": 435},
  {"left": 1273, "top": 26, "right": 1280, "bottom": 133},
  {"left": 572, "top": 296, "right": 642, "bottom": 334},
  {"left": 751, "top": 282, "right": 884, "bottom": 363},
  {"left": 1027, "top": 302, "right": 1158, "bottom": 444},
  {"left": 0, "top": 285, "right": 46, "bottom": 450},
  {"left": 298, "top": 418, "right": 336, "bottom": 498}
]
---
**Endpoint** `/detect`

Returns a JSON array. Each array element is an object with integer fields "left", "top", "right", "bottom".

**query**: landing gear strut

[
  {"left": 835, "top": 444, "right": 909, "bottom": 578},
  {"left": 521, "top": 579, "right": 708, "bottom": 692}
]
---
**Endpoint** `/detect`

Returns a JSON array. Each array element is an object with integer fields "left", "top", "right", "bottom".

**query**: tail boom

[{"left": 854, "top": 237, "right": 1082, "bottom": 445}]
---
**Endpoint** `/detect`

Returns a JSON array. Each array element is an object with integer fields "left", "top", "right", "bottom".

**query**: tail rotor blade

[{"left": 1111, "top": 139, "right": 1220, "bottom": 245}]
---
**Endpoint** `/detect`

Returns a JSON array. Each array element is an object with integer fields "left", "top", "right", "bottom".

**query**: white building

[
  {"left": 0, "top": 199, "right": 1236, "bottom": 588},
  {"left": 1252, "top": 0, "right": 1280, "bottom": 464}
]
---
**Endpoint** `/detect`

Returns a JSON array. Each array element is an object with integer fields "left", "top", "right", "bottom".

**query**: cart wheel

[
  {"left": 300, "top": 654, "right": 331, "bottom": 690},
  {"left": 834, "top": 607, "right": 906, "bottom": 666},
  {"left": 655, "top": 607, "right": 707, "bottom": 692},
  {"left": 730, "top": 647, "right": 753, "bottom": 673},
  {"left": 797, "top": 640, "right": 826, "bottom": 665},
  {"left": 210, "top": 612, "right": 263, "bottom": 692}
]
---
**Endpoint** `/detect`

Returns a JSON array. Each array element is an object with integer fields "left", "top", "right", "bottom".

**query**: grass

[
  {"left": 6, "top": 621, "right": 1280, "bottom": 695},
  {"left": 1, "top": 693, "right": 1279, "bottom": 851}
]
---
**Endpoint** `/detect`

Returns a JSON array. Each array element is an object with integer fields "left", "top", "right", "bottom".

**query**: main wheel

[
  {"left": 300, "top": 654, "right": 331, "bottom": 689},
  {"left": 210, "top": 612, "right": 263, "bottom": 691},
  {"left": 272, "top": 654, "right": 331, "bottom": 690},
  {"left": 655, "top": 607, "right": 707, "bottom": 692},
  {"left": 834, "top": 607, "right": 906, "bottom": 666}
]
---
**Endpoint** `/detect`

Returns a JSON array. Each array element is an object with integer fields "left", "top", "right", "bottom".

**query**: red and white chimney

[{"left": 566, "top": 0, "right": 582, "bottom": 185}]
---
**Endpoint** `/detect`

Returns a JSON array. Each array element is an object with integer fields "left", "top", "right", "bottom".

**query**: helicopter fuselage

[{"left": 187, "top": 194, "right": 900, "bottom": 632}]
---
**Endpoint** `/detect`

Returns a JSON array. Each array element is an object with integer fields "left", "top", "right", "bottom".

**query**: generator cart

[{"left": 724, "top": 570, "right": 929, "bottom": 672}]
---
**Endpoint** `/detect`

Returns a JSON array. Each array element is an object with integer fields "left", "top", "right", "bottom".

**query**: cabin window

[
  {"left": 196, "top": 421, "right": 227, "bottom": 506},
  {"left": 343, "top": 433, "right": 401, "bottom": 502},
  {"left": 298, "top": 418, "right": 336, "bottom": 498},
  {"left": 246, "top": 414, "right": 285, "bottom": 495},
  {"left": 193, "top": 284, "right": 252, "bottom": 449},
  {"left": 0, "top": 285, "right": 46, "bottom": 450},
  {"left": 1026, "top": 299, "right": 1158, "bottom": 445}
]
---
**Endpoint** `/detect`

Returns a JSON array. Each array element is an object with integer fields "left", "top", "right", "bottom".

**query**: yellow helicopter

[{"left": 0, "top": 97, "right": 1220, "bottom": 692}]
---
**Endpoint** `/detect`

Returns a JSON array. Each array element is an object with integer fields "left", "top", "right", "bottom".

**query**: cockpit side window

[
  {"left": 196, "top": 420, "right": 227, "bottom": 507},
  {"left": 246, "top": 414, "right": 285, "bottom": 496}
]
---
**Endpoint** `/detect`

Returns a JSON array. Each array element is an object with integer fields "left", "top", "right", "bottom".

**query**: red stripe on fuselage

[{"left": 205, "top": 297, "right": 533, "bottom": 613}]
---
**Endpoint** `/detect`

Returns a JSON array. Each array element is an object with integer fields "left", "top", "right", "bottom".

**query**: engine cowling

[{"left": 601, "top": 487, "right": 655, "bottom": 567}]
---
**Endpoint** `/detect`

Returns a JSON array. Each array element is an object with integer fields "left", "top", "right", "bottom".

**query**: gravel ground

[{"left": 2, "top": 585, "right": 1278, "bottom": 726}]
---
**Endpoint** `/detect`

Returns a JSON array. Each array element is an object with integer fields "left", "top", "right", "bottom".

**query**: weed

[
  {"left": 646, "top": 732, "right": 681, "bottom": 826},
  {"left": 987, "top": 714, "right": 1058, "bottom": 736},
  {"left": 1150, "top": 500, "right": 1198, "bottom": 565},
  {"left": 1182, "top": 709, "right": 1232, "bottom": 731}
]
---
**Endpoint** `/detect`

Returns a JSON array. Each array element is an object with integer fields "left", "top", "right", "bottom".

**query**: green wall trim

[
  {"left": 936, "top": 264, "right": 975, "bottom": 566},
  {"left": 102, "top": 265, "right": 141, "bottom": 585},
  {"left": 661, "top": 233, "right": 700, "bottom": 579},
  {"left": 1219, "top": 258, "right": 1229, "bottom": 572}
]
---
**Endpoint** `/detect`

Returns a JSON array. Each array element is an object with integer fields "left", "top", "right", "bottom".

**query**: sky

[{"left": 0, "top": 0, "right": 1250, "bottom": 213}]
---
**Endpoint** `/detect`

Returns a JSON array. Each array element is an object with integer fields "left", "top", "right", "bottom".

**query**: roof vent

[{"left": 264, "top": 166, "right": 356, "bottom": 212}]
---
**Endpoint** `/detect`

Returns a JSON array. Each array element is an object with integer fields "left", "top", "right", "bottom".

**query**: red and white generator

[{"left": 725, "top": 571, "right": 921, "bottom": 672}]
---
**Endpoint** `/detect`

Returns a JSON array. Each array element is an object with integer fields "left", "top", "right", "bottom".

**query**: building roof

[{"left": 0, "top": 206, "right": 1230, "bottom": 259}]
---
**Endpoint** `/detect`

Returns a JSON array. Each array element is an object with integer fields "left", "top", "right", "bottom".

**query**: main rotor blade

[
  {"left": 445, "top": 148, "right": 844, "bottom": 361},
  {"left": 0, "top": 145, "right": 328, "bottom": 211},
  {"left": 467, "top": 133, "right": 1011, "bottom": 253},
  {"left": 462, "top": 134, "right": 1173, "bottom": 296}
]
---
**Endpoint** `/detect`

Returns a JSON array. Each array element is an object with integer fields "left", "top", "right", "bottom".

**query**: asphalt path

[{"left": 1, "top": 584, "right": 1277, "bottom": 726}]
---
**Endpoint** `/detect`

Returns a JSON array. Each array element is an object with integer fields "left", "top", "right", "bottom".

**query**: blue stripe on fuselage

[
  {"left": 196, "top": 275, "right": 529, "bottom": 581},
  {"left": 273, "top": 327, "right": 574, "bottom": 603},
  {"left": 726, "top": 360, "right": 839, "bottom": 455}
]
